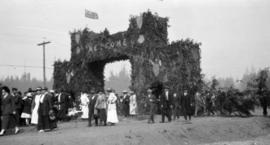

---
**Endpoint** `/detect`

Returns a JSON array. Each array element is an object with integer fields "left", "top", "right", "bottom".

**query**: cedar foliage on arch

[{"left": 53, "top": 11, "right": 202, "bottom": 113}]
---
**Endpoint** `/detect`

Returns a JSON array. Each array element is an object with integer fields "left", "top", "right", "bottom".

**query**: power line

[{"left": 0, "top": 64, "right": 53, "bottom": 69}]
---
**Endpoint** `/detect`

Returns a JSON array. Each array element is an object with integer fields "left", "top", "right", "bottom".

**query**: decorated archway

[{"left": 53, "top": 11, "right": 202, "bottom": 112}]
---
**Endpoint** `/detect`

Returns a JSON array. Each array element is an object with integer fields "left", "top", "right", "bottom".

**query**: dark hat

[
  {"left": 60, "top": 88, "right": 64, "bottom": 92},
  {"left": 28, "top": 88, "right": 33, "bottom": 92},
  {"left": 12, "top": 88, "right": 18, "bottom": 91},
  {"left": 106, "top": 88, "right": 112, "bottom": 92},
  {"left": 90, "top": 89, "right": 95, "bottom": 93},
  {"left": 2, "top": 86, "right": 10, "bottom": 94},
  {"left": 43, "top": 87, "right": 48, "bottom": 91}
]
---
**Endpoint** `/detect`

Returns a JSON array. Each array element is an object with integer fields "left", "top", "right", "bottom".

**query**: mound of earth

[{"left": 1, "top": 116, "right": 270, "bottom": 145}]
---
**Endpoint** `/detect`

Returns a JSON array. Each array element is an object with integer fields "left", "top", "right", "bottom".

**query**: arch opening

[{"left": 104, "top": 60, "right": 131, "bottom": 94}]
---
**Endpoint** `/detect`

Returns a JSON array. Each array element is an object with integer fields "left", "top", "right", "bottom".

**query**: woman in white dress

[
  {"left": 106, "top": 89, "right": 118, "bottom": 125},
  {"left": 129, "top": 91, "right": 137, "bottom": 116},
  {"left": 80, "top": 92, "right": 89, "bottom": 119},
  {"left": 31, "top": 87, "right": 42, "bottom": 125}
]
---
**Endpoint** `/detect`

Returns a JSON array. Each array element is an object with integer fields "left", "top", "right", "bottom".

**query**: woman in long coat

[
  {"left": 106, "top": 89, "right": 118, "bottom": 125},
  {"left": 37, "top": 89, "right": 53, "bottom": 132},
  {"left": 0, "top": 86, "right": 18, "bottom": 136}
]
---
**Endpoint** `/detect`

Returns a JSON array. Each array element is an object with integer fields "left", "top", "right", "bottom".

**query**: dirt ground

[{"left": 1, "top": 115, "right": 270, "bottom": 145}]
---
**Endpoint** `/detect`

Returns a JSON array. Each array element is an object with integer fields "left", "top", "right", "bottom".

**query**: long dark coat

[
  {"left": 146, "top": 94, "right": 158, "bottom": 115},
  {"left": 1, "top": 94, "right": 15, "bottom": 129},
  {"left": 38, "top": 93, "right": 52, "bottom": 116},
  {"left": 88, "top": 94, "right": 99, "bottom": 126},
  {"left": 38, "top": 93, "right": 53, "bottom": 130},
  {"left": 88, "top": 94, "right": 98, "bottom": 115},
  {"left": 57, "top": 92, "right": 69, "bottom": 120},
  {"left": 22, "top": 97, "right": 32, "bottom": 114},
  {"left": 123, "top": 95, "right": 130, "bottom": 116},
  {"left": 1, "top": 94, "right": 15, "bottom": 116},
  {"left": 160, "top": 91, "right": 173, "bottom": 110},
  {"left": 181, "top": 93, "right": 192, "bottom": 115}
]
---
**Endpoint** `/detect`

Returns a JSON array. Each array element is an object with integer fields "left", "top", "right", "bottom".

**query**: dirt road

[{"left": 1, "top": 116, "right": 270, "bottom": 145}]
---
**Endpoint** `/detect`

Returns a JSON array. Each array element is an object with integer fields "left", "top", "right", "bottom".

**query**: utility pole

[{"left": 37, "top": 41, "right": 51, "bottom": 88}]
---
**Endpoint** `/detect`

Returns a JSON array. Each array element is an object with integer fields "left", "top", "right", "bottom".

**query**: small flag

[{"left": 85, "top": 9, "right": 99, "bottom": 19}]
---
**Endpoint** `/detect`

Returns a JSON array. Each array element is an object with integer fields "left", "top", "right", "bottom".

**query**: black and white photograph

[{"left": 0, "top": 0, "right": 270, "bottom": 145}]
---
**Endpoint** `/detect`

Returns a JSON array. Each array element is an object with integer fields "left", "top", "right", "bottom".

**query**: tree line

[{"left": 0, "top": 72, "right": 53, "bottom": 92}]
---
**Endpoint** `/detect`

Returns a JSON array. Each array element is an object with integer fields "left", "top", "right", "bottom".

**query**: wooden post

[{"left": 37, "top": 41, "right": 51, "bottom": 88}]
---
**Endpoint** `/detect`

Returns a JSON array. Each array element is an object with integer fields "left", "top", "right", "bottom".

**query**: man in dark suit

[
  {"left": 160, "top": 86, "right": 173, "bottom": 123},
  {"left": 122, "top": 91, "right": 130, "bottom": 117},
  {"left": 11, "top": 88, "right": 22, "bottom": 131},
  {"left": 88, "top": 90, "right": 98, "bottom": 127},
  {"left": 117, "top": 95, "right": 124, "bottom": 116},
  {"left": 57, "top": 90, "right": 69, "bottom": 121},
  {"left": 181, "top": 89, "right": 192, "bottom": 121}
]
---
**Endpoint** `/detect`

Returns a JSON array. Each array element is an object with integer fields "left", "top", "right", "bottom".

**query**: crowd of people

[
  {"left": 143, "top": 87, "right": 193, "bottom": 124},
  {"left": 0, "top": 84, "right": 72, "bottom": 136},
  {"left": 0, "top": 84, "right": 140, "bottom": 136},
  {"left": 1, "top": 82, "right": 266, "bottom": 137},
  {"left": 79, "top": 88, "right": 138, "bottom": 127},
  {"left": 0, "top": 82, "right": 204, "bottom": 136}
]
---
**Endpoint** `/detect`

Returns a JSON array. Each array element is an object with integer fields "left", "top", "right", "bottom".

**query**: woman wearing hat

[
  {"left": 80, "top": 91, "right": 89, "bottom": 119},
  {"left": 31, "top": 87, "right": 42, "bottom": 125},
  {"left": 37, "top": 88, "right": 53, "bottom": 132},
  {"left": 0, "top": 86, "right": 18, "bottom": 136},
  {"left": 106, "top": 88, "right": 119, "bottom": 125}
]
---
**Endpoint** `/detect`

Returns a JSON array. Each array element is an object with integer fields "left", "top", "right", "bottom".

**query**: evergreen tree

[{"left": 256, "top": 69, "right": 270, "bottom": 116}]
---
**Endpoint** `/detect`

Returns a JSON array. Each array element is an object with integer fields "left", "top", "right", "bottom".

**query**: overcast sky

[{"left": 0, "top": 0, "right": 269, "bottom": 81}]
